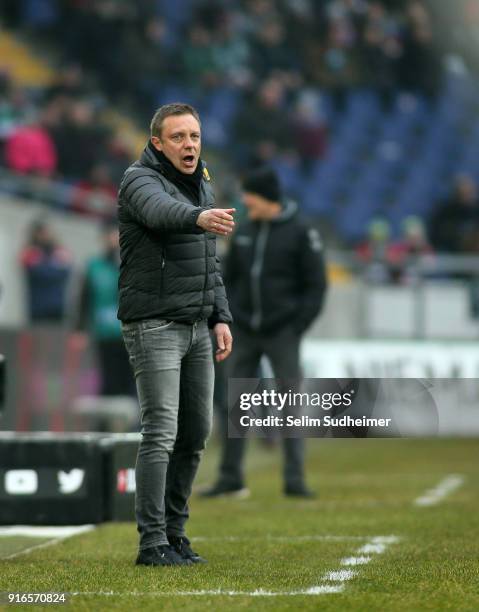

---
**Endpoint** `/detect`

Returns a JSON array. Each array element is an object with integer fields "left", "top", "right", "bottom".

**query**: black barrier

[
  {"left": 0, "top": 433, "right": 106, "bottom": 525},
  {"left": 0, "top": 433, "right": 138, "bottom": 525},
  {"left": 100, "top": 434, "right": 138, "bottom": 522}
]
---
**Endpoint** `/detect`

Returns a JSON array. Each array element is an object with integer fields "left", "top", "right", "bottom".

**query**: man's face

[
  {"left": 243, "top": 192, "right": 280, "bottom": 221},
  {"left": 151, "top": 114, "right": 201, "bottom": 174}
]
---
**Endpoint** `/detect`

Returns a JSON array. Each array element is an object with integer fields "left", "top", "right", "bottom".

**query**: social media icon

[
  {"left": 57, "top": 469, "right": 85, "bottom": 494},
  {"left": 5, "top": 469, "right": 38, "bottom": 495}
]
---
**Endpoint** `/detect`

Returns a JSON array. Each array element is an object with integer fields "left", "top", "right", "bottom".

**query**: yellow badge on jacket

[{"left": 203, "top": 167, "right": 211, "bottom": 181}]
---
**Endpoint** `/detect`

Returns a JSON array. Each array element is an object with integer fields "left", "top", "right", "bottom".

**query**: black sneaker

[
  {"left": 168, "top": 536, "right": 207, "bottom": 564},
  {"left": 135, "top": 544, "right": 193, "bottom": 566},
  {"left": 284, "top": 485, "right": 316, "bottom": 498},
  {"left": 197, "top": 482, "right": 250, "bottom": 498}
]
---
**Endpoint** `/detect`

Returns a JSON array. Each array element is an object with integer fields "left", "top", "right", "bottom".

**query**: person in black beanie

[{"left": 201, "top": 167, "right": 328, "bottom": 498}]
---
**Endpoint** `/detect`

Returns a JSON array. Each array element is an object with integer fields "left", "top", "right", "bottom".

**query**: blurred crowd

[
  {"left": 1, "top": 0, "right": 479, "bottom": 249},
  {"left": 1, "top": 0, "right": 448, "bottom": 165},
  {"left": 0, "top": 66, "right": 131, "bottom": 218},
  {"left": 0, "top": 1, "right": 448, "bottom": 165}
]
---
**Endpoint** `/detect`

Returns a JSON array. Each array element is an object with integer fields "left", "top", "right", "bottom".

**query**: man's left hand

[{"left": 213, "top": 323, "right": 233, "bottom": 362}]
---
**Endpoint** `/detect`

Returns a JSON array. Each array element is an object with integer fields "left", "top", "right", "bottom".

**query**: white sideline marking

[
  {"left": 341, "top": 556, "right": 371, "bottom": 566},
  {"left": 414, "top": 474, "right": 465, "bottom": 507},
  {"left": 68, "top": 534, "right": 399, "bottom": 599},
  {"left": 357, "top": 535, "right": 399, "bottom": 555},
  {"left": 2, "top": 537, "right": 69, "bottom": 560},
  {"left": 72, "top": 586, "right": 345, "bottom": 597},
  {"left": 316, "top": 535, "right": 399, "bottom": 591},
  {"left": 358, "top": 542, "right": 388, "bottom": 554},
  {"left": 0, "top": 525, "right": 94, "bottom": 538},
  {"left": 0, "top": 525, "right": 95, "bottom": 560},
  {"left": 324, "top": 569, "right": 356, "bottom": 581},
  {"left": 2, "top": 529, "right": 399, "bottom": 597},
  {"left": 192, "top": 535, "right": 366, "bottom": 542}
]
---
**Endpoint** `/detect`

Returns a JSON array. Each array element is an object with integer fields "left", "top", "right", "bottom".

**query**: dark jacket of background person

[
  {"left": 117, "top": 144, "right": 232, "bottom": 326},
  {"left": 20, "top": 221, "right": 72, "bottom": 322},
  {"left": 429, "top": 176, "right": 479, "bottom": 253},
  {"left": 223, "top": 200, "right": 328, "bottom": 335}
]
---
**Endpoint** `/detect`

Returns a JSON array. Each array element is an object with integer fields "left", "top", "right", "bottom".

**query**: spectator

[
  {"left": 73, "top": 221, "right": 134, "bottom": 396},
  {"left": 104, "top": 134, "right": 136, "bottom": 186},
  {"left": 361, "top": 17, "right": 402, "bottom": 109},
  {"left": 20, "top": 219, "right": 73, "bottom": 323},
  {"left": 388, "top": 216, "right": 433, "bottom": 283},
  {"left": 309, "top": 19, "right": 359, "bottom": 110},
  {"left": 211, "top": 19, "right": 252, "bottom": 87},
  {"left": 49, "top": 100, "right": 109, "bottom": 180},
  {"left": 429, "top": 174, "right": 479, "bottom": 253},
  {"left": 399, "top": 2, "right": 442, "bottom": 99},
  {"left": 71, "top": 163, "right": 117, "bottom": 219},
  {"left": 291, "top": 90, "right": 328, "bottom": 172},
  {"left": 357, "top": 216, "right": 433, "bottom": 283},
  {"left": 356, "top": 218, "right": 395, "bottom": 283},
  {"left": 122, "top": 17, "right": 173, "bottom": 119},
  {"left": 233, "top": 77, "right": 292, "bottom": 165},
  {"left": 0, "top": 73, "right": 34, "bottom": 145},
  {"left": 45, "top": 63, "right": 89, "bottom": 103},
  {"left": 249, "top": 19, "right": 299, "bottom": 80},
  {"left": 181, "top": 26, "right": 221, "bottom": 89},
  {"left": 5, "top": 112, "right": 57, "bottom": 177}
]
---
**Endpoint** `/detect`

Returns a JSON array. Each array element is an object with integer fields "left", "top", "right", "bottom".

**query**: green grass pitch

[{"left": 0, "top": 438, "right": 478, "bottom": 611}]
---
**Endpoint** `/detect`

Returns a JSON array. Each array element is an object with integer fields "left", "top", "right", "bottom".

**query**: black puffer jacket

[
  {"left": 117, "top": 145, "right": 232, "bottom": 326},
  {"left": 224, "top": 200, "right": 327, "bottom": 335}
]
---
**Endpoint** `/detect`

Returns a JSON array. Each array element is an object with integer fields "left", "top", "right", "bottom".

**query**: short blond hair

[{"left": 150, "top": 103, "right": 201, "bottom": 138}]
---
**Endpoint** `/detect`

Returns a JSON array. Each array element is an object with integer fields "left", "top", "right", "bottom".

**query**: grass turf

[{"left": 0, "top": 438, "right": 478, "bottom": 611}]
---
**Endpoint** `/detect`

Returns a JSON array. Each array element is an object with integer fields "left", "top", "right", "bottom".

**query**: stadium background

[{"left": 0, "top": 2, "right": 478, "bottom": 611}]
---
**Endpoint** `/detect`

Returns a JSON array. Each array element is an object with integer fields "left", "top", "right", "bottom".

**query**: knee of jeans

[
  {"left": 176, "top": 420, "right": 212, "bottom": 454},
  {"left": 140, "top": 432, "right": 176, "bottom": 455}
]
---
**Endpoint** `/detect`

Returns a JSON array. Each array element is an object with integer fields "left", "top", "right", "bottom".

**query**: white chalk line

[
  {"left": 0, "top": 525, "right": 95, "bottom": 561},
  {"left": 341, "top": 556, "right": 371, "bottom": 566},
  {"left": 0, "top": 525, "right": 95, "bottom": 538},
  {"left": 71, "top": 586, "right": 345, "bottom": 597},
  {"left": 68, "top": 534, "right": 399, "bottom": 599},
  {"left": 192, "top": 535, "right": 367, "bottom": 542},
  {"left": 413, "top": 474, "right": 465, "bottom": 507},
  {"left": 1, "top": 528, "right": 399, "bottom": 597},
  {"left": 318, "top": 535, "right": 400, "bottom": 592}
]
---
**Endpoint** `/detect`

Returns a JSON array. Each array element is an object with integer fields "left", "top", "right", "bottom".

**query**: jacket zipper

[
  {"left": 160, "top": 248, "right": 166, "bottom": 292},
  {"left": 198, "top": 184, "right": 210, "bottom": 321},
  {"left": 250, "top": 222, "right": 269, "bottom": 330},
  {"left": 198, "top": 234, "right": 208, "bottom": 320}
]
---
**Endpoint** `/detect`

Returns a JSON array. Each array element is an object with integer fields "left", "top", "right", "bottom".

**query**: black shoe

[
  {"left": 284, "top": 485, "right": 316, "bottom": 498},
  {"left": 168, "top": 536, "right": 207, "bottom": 564},
  {"left": 198, "top": 482, "right": 250, "bottom": 498},
  {"left": 135, "top": 544, "right": 193, "bottom": 566}
]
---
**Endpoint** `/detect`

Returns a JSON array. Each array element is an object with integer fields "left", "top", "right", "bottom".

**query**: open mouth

[{"left": 182, "top": 155, "right": 195, "bottom": 165}]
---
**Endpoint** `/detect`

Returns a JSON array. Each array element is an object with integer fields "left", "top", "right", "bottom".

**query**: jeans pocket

[
  {"left": 141, "top": 319, "right": 174, "bottom": 333},
  {"left": 122, "top": 327, "right": 141, "bottom": 373}
]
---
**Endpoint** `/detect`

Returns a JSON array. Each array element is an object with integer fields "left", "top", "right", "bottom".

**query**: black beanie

[{"left": 242, "top": 167, "right": 281, "bottom": 202}]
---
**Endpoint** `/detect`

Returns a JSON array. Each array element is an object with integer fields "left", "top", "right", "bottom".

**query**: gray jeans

[{"left": 122, "top": 319, "right": 214, "bottom": 550}]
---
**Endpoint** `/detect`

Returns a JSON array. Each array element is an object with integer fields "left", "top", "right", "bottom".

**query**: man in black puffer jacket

[
  {"left": 118, "top": 103, "right": 234, "bottom": 567},
  {"left": 202, "top": 167, "right": 327, "bottom": 499}
]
